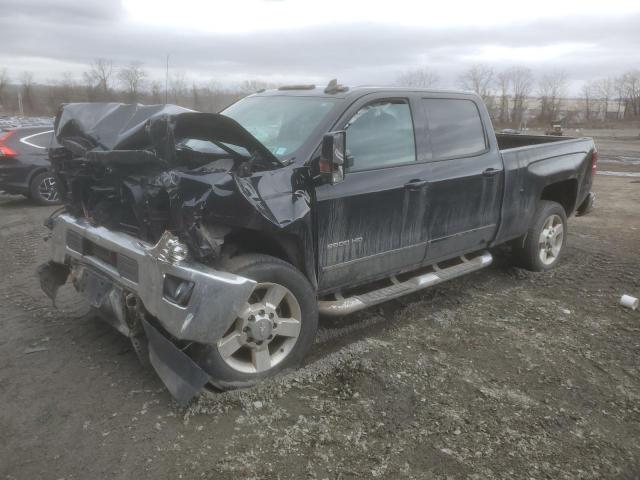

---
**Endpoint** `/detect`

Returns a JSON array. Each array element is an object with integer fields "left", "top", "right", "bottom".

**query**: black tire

[
  {"left": 512, "top": 200, "right": 567, "bottom": 272},
  {"left": 190, "top": 253, "right": 318, "bottom": 390},
  {"left": 29, "top": 171, "right": 61, "bottom": 206}
]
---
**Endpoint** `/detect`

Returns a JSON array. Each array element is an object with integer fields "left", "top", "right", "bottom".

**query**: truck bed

[
  {"left": 494, "top": 133, "right": 596, "bottom": 245},
  {"left": 496, "top": 133, "right": 574, "bottom": 151}
]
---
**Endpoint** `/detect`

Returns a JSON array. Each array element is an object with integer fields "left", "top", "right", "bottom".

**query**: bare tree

[
  {"left": 581, "top": 81, "right": 595, "bottom": 122},
  {"left": 620, "top": 70, "right": 640, "bottom": 118},
  {"left": 458, "top": 64, "right": 495, "bottom": 117},
  {"left": 169, "top": 71, "right": 188, "bottom": 105},
  {"left": 395, "top": 68, "right": 440, "bottom": 88},
  {"left": 150, "top": 81, "right": 163, "bottom": 104},
  {"left": 118, "top": 61, "right": 147, "bottom": 103},
  {"left": 20, "top": 71, "right": 35, "bottom": 114},
  {"left": 0, "top": 68, "right": 9, "bottom": 110},
  {"left": 191, "top": 82, "right": 202, "bottom": 110},
  {"left": 47, "top": 71, "right": 81, "bottom": 111},
  {"left": 614, "top": 76, "right": 627, "bottom": 119},
  {"left": 458, "top": 64, "right": 494, "bottom": 99},
  {"left": 83, "top": 58, "right": 114, "bottom": 100},
  {"left": 506, "top": 66, "right": 533, "bottom": 127},
  {"left": 496, "top": 71, "right": 511, "bottom": 124},
  {"left": 593, "top": 77, "right": 615, "bottom": 120},
  {"left": 202, "top": 80, "right": 242, "bottom": 113},
  {"left": 201, "top": 81, "right": 216, "bottom": 112},
  {"left": 538, "top": 71, "right": 567, "bottom": 123}
]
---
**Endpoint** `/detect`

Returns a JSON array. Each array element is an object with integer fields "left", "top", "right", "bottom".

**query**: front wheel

[
  {"left": 190, "top": 254, "right": 318, "bottom": 390},
  {"left": 512, "top": 200, "right": 567, "bottom": 271}
]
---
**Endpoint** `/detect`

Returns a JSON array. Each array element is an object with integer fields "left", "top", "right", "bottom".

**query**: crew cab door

[
  {"left": 315, "top": 96, "right": 428, "bottom": 292},
  {"left": 419, "top": 97, "right": 504, "bottom": 262}
]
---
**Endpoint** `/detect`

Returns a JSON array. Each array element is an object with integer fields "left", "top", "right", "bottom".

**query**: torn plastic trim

[
  {"left": 46, "top": 213, "right": 257, "bottom": 344},
  {"left": 141, "top": 318, "right": 210, "bottom": 406},
  {"left": 37, "top": 261, "right": 70, "bottom": 306}
]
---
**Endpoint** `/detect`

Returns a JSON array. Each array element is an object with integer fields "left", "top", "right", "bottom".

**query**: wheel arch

[
  {"left": 540, "top": 178, "right": 578, "bottom": 217},
  {"left": 26, "top": 166, "right": 50, "bottom": 186},
  {"left": 222, "top": 228, "right": 316, "bottom": 288}
]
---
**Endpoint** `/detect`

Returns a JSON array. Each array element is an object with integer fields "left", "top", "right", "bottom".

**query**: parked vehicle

[
  {"left": 545, "top": 123, "right": 564, "bottom": 136},
  {"left": 0, "top": 125, "right": 60, "bottom": 205},
  {"left": 38, "top": 86, "right": 597, "bottom": 403}
]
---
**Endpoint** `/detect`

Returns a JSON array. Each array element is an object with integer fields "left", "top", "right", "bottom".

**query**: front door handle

[
  {"left": 482, "top": 168, "right": 501, "bottom": 177},
  {"left": 404, "top": 179, "right": 428, "bottom": 190}
]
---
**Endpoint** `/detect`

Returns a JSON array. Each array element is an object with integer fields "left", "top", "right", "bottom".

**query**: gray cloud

[
  {"left": 3, "top": 0, "right": 123, "bottom": 22},
  {"left": 1, "top": 0, "right": 638, "bottom": 91}
]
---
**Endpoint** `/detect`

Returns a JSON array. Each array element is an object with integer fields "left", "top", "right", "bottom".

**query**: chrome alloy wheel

[
  {"left": 37, "top": 175, "right": 59, "bottom": 202},
  {"left": 538, "top": 214, "right": 564, "bottom": 265},
  {"left": 217, "top": 282, "right": 302, "bottom": 374}
]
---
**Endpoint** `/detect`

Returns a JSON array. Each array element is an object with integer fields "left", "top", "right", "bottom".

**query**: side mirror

[{"left": 319, "top": 130, "right": 346, "bottom": 184}]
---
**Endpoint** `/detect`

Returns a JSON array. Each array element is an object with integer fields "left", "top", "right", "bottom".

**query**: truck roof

[{"left": 252, "top": 85, "right": 476, "bottom": 100}]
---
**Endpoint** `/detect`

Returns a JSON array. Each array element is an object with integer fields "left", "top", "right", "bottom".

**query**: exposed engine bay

[
  {"left": 49, "top": 103, "right": 313, "bottom": 264},
  {"left": 39, "top": 102, "right": 318, "bottom": 404}
]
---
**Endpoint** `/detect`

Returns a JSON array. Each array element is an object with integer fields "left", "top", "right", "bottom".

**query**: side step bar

[{"left": 317, "top": 251, "right": 493, "bottom": 316}]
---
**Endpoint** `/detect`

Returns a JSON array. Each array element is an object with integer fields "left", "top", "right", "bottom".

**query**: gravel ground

[{"left": 1, "top": 134, "right": 639, "bottom": 479}]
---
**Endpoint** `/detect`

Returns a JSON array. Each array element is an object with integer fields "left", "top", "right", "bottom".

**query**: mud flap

[
  {"left": 576, "top": 192, "right": 596, "bottom": 216},
  {"left": 37, "top": 261, "right": 70, "bottom": 305},
  {"left": 141, "top": 319, "right": 210, "bottom": 406}
]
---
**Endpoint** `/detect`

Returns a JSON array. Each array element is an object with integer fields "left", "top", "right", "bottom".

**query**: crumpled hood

[{"left": 53, "top": 102, "right": 282, "bottom": 168}]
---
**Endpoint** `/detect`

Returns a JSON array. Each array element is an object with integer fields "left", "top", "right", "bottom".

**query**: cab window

[
  {"left": 345, "top": 99, "right": 416, "bottom": 171},
  {"left": 422, "top": 99, "right": 486, "bottom": 160}
]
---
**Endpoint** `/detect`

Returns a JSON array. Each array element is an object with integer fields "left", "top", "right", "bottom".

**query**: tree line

[
  {"left": 0, "top": 59, "right": 270, "bottom": 117},
  {"left": 1, "top": 59, "right": 639, "bottom": 127},
  {"left": 396, "top": 65, "right": 640, "bottom": 127}
]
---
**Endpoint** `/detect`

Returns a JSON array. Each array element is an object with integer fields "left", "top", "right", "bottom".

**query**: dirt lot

[{"left": 1, "top": 134, "right": 639, "bottom": 479}]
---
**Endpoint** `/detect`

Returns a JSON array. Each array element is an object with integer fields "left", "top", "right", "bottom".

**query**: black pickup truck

[{"left": 38, "top": 84, "right": 596, "bottom": 403}]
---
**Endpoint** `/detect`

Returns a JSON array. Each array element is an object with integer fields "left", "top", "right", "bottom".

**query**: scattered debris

[
  {"left": 23, "top": 346, "right": 48, "bottom": 354},
  {"left": 620, "top": 294, "right": 639, "bottom": 310}
]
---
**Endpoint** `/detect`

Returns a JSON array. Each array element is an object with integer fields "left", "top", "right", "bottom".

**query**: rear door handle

[
  {"left": 482, "top": 168, "right": 501, "bottom": 177},
  {"left": 404, "top": 179, "right": 428, "bottom": 190}
]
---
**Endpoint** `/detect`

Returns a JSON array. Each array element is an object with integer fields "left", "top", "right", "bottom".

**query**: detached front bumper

[{"left": 43, "top": 213, "right": 256, "bottom": 344}]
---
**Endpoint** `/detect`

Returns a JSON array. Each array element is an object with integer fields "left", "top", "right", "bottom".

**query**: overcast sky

[{"left": 1, "top": 0, "right": 639, "bottom": 93}]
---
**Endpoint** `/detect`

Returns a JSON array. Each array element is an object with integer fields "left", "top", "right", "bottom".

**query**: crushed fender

[
  {"left": 49, "top": 103, "right": 313, "bottom": 266},
  {"left": 43, "top": 102, "right": 318, "bottom": 403}
]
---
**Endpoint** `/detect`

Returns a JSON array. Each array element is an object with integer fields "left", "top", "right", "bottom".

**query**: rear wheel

[
  {"left": 190, "top": 254, "right": 318, "bottom": 390},
  {"left": 512, "top": 200, "right": 567, "bottom": 271},
  {"left": 29, "top": 171, "right": 61, "bottom": 206}
]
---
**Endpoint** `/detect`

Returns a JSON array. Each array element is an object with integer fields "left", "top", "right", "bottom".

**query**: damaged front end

[{"left": 39, "top": 103, "right": 314, "bottom": 404}]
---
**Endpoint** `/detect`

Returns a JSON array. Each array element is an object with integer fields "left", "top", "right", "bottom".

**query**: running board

[{"left": 317, "top": 251, "right": 493, "bottom": 316}]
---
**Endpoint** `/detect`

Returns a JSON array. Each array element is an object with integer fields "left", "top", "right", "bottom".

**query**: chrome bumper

[{"left": 47, "top": 214, "right": 256, "bottom": 344}]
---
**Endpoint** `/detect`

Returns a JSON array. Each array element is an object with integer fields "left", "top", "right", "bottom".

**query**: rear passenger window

[
  {"left": 345, "top": 100, "right": 416, "bottom": 171},
  {"left": 20, "top": 130, "right": 54, "bottom": 149},
  {"left": 423, "top": 99, "right": 486, "bottom": 160}
]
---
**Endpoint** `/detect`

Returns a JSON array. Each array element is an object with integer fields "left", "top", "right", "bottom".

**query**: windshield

[{"left": 222, "top": 96, "right": 338, "bottom": 159}]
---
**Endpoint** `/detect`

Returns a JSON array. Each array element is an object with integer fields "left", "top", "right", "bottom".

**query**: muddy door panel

[
  {"left": 316, "top": 163, "right": 428, "bottom": 291},
  {"left": 419, "top": 97, "right": 503, "bottom": 262},
  {"left": 315, "top": 96, "right": 428, "bottom": 292},
  {"left": 423, "top": 155, "right": 503, "bottom": 262}
]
